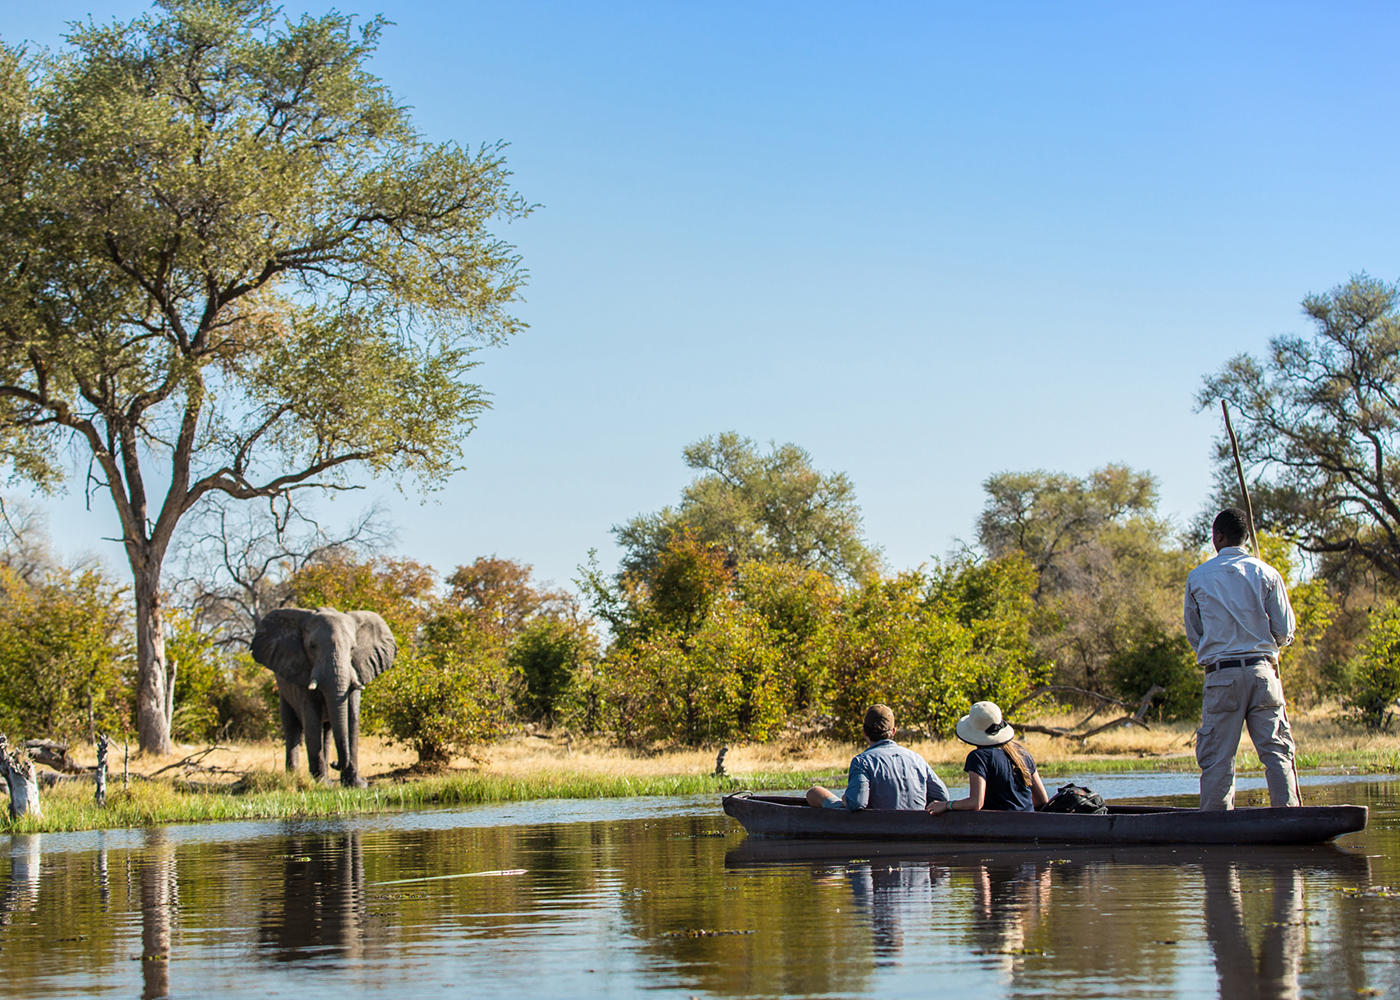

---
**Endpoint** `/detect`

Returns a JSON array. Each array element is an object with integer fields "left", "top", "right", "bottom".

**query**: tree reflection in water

[{"left": 137, "top": 828, "right": 176, "bottom": 1000}]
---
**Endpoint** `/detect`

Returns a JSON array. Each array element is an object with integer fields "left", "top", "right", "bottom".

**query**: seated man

[{"left": 806, "top": 704, "right": 949, "bottom": 810}]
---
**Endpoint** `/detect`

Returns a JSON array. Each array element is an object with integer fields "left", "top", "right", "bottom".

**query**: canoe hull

[{"left": 721, "top": 794, "right": 1368, "bottom": 846}]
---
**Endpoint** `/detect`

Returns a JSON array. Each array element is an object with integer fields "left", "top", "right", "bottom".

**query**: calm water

[{"left": 2, "top": 773, "right": 1397, "bottom": 999}]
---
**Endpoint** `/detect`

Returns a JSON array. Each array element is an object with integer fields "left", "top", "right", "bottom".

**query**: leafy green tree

[
  {"left": 600, "top": 597, "right": 784, "bottom": 746},
  {"left": 0, "top": 563, "right": 131, "bottom": 741},
  {"left": 367, "top": 609, "right": 513, "bottom": 764},
  {"left": 445, "top": 556, "right": 575, "bottom": 636},
  {"left": 0, "top": 1, "right": 528, "bottom": 753},
  {"left": 829, "top": 573, "right": 970, "bottom": 740},
  {"left": 1345, "top": 603, "right": 1400, "bottom": 730},
  {"left": 978, "top": 465, "right": 1160, "bottom": 597},
  {"left": 978, "top": 466, "right": 1193, "bottom": 690},
  {"left": 1200, "top": 275, "right": 1400, "bottom": 582},
  {"left": 614, "top": 433, "right": 880, "bottom": 584},
  {"left": 583, "top": 529, "right": 735, "bottom": 646},
  {"left": 735, "top": 561, "right": 842, "bottom": 717},
  {"left": 287, "top": 554, "right": 437, "bottom": 646},
  {"left": 508, "top": 617, "right": 598, "bottom": 726},
  {"left": 164, "top": 608, "right": 224, "bottom": 742},
  {"left": 1105, "top": 628, "right": 1200, "bottom": 721}
]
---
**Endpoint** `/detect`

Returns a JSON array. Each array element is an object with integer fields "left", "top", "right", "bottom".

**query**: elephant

[{"left": 250, "top": 607, "right": 397, "bottom": 788}]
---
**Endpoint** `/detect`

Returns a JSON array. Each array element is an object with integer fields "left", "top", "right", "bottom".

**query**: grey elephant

[{"left": 250, "top": 607, "right": 397, "bottom": 788}]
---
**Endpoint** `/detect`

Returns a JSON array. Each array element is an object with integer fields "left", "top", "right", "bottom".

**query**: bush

[
  {"left": 1106, "top": 628, "right": 1201, "bottom": 722},
  {"left": 364, "top": 609, "right": 513, "bottom": 764},
  {"left": 508, "top": 617, "right": 597, "bottom": 725},
  {"left": 0, "top": 564, "right": 132, "bottom": 742},
  {"left": 1346, "top": 604, "right": 1400, "bottom": 731},
  {"left": 598, "top": 597, "right": 787, "bottom": 746}
]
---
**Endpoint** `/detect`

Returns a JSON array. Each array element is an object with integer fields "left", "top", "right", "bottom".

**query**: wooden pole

[{"left": 1220, "top": 401, "right": 1258, "bottom": 551}]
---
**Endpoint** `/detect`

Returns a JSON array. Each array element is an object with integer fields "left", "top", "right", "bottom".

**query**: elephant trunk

[{"left": 320, "top": 664, "right": 363, "bottom": 788}]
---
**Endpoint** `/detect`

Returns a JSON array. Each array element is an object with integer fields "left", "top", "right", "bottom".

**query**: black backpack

[{"left": 1040, "top": 782, "right": 1108, "bottom": 814}]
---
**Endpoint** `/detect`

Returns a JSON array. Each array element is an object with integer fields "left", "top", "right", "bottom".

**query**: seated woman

[{"left": 925, "top": 701, "right": 1048, "bottom": 815}]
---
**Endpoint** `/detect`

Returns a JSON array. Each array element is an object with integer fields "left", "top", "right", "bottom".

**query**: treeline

[
  {"left": 4, "top": 421, "right": 1399, "bottom": 764},
  {"left": 7, "top": 274, "right": 1400, "bottom": 756}
]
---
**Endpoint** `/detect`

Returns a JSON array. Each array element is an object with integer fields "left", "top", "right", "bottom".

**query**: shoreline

[{"left": 4, "top": 721, "right": 1397, "bottom": 835}]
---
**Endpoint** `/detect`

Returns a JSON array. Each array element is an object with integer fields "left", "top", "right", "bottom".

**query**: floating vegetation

[
  {"left": 661, "top": 928, "right": 756, "bottom": 938},
  {"left": 1338, "top": 886, "right": 1397, "bottom": 899}
]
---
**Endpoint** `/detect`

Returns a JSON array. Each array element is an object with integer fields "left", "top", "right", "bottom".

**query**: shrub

[
  {"left": 1105, "top": 628, "right": 1201, "bottom": 722},
  {"left": 1346, "top": 604, "right": 1400, "bottom": 731},
  {"left": 365, "top": 609, "right": 513, "bottom": 764},
  {"left": 508, "top": 617, "right": 597, "bottom": 725},
  {"left": 0, "top": 564, "right": 132, "bottom": 742}
]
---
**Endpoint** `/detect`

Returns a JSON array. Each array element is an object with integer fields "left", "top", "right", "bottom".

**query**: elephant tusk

[{"left": 306, "top": 678, "right": 318, "bottom": 691}]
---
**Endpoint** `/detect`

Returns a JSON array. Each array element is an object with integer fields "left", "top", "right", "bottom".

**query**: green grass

[{"left": 5, "top": 747, "right": 1397, "bottom": 835}]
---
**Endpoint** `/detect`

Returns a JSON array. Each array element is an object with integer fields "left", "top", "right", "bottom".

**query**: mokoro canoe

[{"left": 721, "top": 793, "right": 1368, "bottom": 846}]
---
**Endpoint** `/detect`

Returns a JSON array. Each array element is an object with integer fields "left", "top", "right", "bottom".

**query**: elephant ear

[
  {"left": 251, "top": 608, "right": 313, "bottom": 686},
  {"left": 349, "top": 611, "right": 397, "bottom": 686}
]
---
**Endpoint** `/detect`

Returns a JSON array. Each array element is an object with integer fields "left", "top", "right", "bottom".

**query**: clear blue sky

[{"left": 7, "top": 1, "right": 1400, "bottom": 593}]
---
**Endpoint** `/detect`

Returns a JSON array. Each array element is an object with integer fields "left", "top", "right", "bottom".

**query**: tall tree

[
  {"left": 977, "top": 465, "right": 1190, "bottom": 688},
  {"left": 978, "top": 465, "right": 1159, "bottom": 597},
  {"left": 0, "top": 2, "right": 528, "bottom": 752},
  {"left": 614, "top": 432, "right": 880, "bottom": 585},
  {"left": 1200, "top": 274, "right": 1400, "bottom": 581}
]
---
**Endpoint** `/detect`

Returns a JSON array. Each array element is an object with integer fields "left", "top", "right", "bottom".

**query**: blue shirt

[
  {"left": 838, "top": 740, "right": 949, "bottom": 810},
  {"left": 964, "top": 745, "right": 1036, "bottom": 812}
]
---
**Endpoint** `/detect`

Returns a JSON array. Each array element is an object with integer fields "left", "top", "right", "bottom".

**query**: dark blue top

[{"left": 964, "top": 745, "right": 1036, "bottom": 811}]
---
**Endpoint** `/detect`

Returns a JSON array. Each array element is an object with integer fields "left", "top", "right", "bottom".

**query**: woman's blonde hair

[{"left": 1001, "top": 740, "right": 1033, "bottom": 787}]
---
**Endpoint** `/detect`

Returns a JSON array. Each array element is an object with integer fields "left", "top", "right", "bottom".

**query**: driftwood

[
  {"left": 0, "top": 734, "right": 42, "bottom": 820},
  {"left": 22, "top": 740, "right": 84, "bottom": 774},
  {"left": 1007, "top": 685, "right": 1165, "bottom": 745}
]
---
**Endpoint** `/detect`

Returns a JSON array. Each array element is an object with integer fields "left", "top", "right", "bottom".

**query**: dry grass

[{"left": 64, "top": 701, "right": 1396, "bottom": 791}]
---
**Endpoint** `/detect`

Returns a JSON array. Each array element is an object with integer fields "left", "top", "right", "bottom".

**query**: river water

[{"left": 1, "top": 772, "right": 1396, "bottom": 999}]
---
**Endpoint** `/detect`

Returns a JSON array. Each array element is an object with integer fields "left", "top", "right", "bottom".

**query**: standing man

[
  {"left": 806, "top": 704, "right": 949, "bottom": 811},
  {"left": 1184, "top": 508, "right": 1299, "bottom": 810}
]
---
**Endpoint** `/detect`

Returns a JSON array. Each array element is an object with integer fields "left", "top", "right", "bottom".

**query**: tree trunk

[
  {"left": 133, "top": 561, "right": 174, "bottom": 756},
  {"left": 0, "top": 736, "right": 42, "bottom": 821}
]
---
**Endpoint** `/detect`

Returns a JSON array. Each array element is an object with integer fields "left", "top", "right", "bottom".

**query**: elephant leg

[
  {"left": 280, "top": 697, "right": 303, "bottom": 773},
  {"left": 303, "top": 696, "right": 328, "bottom": 782}
]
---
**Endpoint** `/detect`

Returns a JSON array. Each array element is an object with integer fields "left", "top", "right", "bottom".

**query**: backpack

[{"left": 1040, "top": 782, "right": 1107, "bottom": 814}]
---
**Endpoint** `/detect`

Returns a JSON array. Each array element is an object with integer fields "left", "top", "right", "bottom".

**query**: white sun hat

[{"left": 955, "top": 701, "right": 1015, "bottom": 747}]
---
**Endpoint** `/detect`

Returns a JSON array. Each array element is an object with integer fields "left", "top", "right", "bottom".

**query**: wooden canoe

[{"left": 721, "top": 793, "right": 1368, "bottom": 846}]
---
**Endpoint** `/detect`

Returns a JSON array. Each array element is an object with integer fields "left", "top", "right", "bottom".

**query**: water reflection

[
  {"left": 259, "top": 830, "right": 366, "bottom": 962},
  {"left": 0, "top": 780, "right": 1393, "bottom": 999},
  {"left": 137, "top": 829, "right": 176, "bottom": 1000},
  {"left": 842, "top": 859, "right": 945, "bottom": 960},
  {"left": 1203, "top": 857, "right": 1302, "bottom": 1000},
  {"left": 725, "top": 839, "right": 1380, "bottom": 998}
]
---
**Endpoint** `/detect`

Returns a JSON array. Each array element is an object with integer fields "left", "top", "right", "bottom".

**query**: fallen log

[
  {"left": 1007, "top": 685, "right": 1165, "bottom": 746},
  {"left": 22, "top": 740, "right": 84, "bottom": 774}
]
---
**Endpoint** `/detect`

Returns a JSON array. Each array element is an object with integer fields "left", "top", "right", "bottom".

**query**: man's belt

[{"left": 1204, "top": 657, "right": 1272, "bottom": 674}]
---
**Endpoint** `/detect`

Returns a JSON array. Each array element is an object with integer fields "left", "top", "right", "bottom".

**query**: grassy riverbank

[{"left": 5, "top": 709, "right": 1397, "bottom": 834}]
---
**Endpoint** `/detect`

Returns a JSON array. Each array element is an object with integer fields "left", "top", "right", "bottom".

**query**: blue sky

[{"left": 7, "top": 1, "right": 1399, "bottom": 593}]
